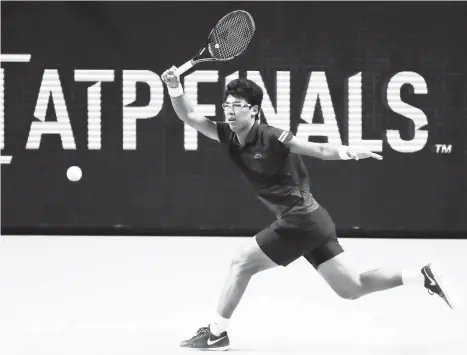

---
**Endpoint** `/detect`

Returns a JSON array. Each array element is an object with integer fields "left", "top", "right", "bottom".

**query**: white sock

[
  {"left": 209, "top": 314, "right": 229, "bottom": 336},
  {"left": 402, "top": 267, "right": 425, "bottom": 287}
]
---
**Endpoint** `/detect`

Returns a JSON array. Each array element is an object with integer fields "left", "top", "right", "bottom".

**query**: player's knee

[
  {"left": 229, "top": 242, "right": 265, "bottom": 276},
  {"left": 230, "top": 255, "right": 249, "bottom": 275},
  {"left": 335, "top": 288, "right": 362, "bottom": 300},
  {"left": 339, "top": 290, "right": 362, "bottom": 300},
  {"left": 332, "top": 280, "right": 364, "bottom": 300},
  {"left": 229, "top": 253, "right": 261, "bottom": 276}
]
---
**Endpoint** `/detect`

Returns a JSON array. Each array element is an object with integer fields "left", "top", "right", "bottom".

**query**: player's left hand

[{"left": 346, "top": 148, "right": 383, "bottom": 160}]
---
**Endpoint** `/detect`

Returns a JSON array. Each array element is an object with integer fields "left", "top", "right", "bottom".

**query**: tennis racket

[{"left": 175, "top": 10, "right": 256, "bottom": 76}]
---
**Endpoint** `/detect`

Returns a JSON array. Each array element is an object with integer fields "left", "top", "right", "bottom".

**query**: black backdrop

[{"left": 1, "top": 2, "right": 467, "bottom": 236}]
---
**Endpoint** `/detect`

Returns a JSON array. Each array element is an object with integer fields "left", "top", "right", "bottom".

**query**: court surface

[{"left": 0, "top": 235, "right": 466, "bottom": 355}]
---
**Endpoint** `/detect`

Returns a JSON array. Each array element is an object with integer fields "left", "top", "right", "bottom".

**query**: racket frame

[{"left": 175, "top": 10, "right": 255, "bottom": 76}]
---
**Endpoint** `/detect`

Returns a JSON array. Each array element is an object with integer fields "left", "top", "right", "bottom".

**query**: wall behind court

[{"left": 1, "top": 2, "right": 467, "bottom": 237}]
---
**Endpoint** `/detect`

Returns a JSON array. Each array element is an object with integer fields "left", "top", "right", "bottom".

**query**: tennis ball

[{"left": 67, "top": 166, "right": 82, "bottom": 182}]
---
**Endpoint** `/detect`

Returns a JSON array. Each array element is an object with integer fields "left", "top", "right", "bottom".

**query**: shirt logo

[{"left": 278, "top": 131, "right": 289, "bottom": 142}]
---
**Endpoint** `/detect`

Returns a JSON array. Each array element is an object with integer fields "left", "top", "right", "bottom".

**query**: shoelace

[
  {"left": 195, "top": 327, "right": 210, "bottom": 337},
  {"left": 186, "top": 327, "right": 209, "bottom": 342},
  {"left": 198, "top": 327, "right": 209, "bottom": 333}
]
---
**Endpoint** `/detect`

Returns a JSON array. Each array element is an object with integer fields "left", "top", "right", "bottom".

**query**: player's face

[{"left": 223, "top": 95, "right": 255, "bottom": 131}]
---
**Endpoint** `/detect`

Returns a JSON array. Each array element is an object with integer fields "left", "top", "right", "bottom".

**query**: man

[{"left": 161, "top": 66, "right": 453, "bottom": 351}]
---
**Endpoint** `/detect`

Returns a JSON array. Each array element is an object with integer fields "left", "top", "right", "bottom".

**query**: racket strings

[
  {"left": 209, "top": 11, "right": 255, "bottom": 60},
  {"left": 216, "top": 16, "right": 253, "bottom": 57}
]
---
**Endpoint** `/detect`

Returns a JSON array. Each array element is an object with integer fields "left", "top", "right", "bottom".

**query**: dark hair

[{"left": 225, "top": 78, "right": 267, "bottom": 123}]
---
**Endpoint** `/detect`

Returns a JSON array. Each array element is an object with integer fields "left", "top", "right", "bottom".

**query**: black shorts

[{"left": 256, "top": 205, "right": 344, "bottom": 269}]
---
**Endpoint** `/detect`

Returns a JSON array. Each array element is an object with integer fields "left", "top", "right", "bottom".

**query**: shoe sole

[
  {"left": 429, "top": 262, "right": 455, "bottom": 309},
  {"left": 180, "top": 345, "right": 230, "bottom": 351}
]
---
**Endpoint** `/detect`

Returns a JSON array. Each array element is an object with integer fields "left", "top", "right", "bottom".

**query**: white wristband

[
  {"left": 168, "top": 85, "right": 184, "bottom": 97},
  {"left": 338, "top": 146, "right": 352, "bottom": 160}
]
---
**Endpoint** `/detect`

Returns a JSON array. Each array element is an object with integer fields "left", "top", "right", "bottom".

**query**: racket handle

[{"left": 175, "top": 60, "right": 194, "bottom": 76}]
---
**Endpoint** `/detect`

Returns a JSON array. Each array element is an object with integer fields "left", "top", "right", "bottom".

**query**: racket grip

[{"left": 175, "top": 60, "right": 194, "bottom": 76}]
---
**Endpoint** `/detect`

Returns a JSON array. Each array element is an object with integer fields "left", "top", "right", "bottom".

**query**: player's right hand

[{"left": 161, "top": 66, "right": 181, "bottom": 88}]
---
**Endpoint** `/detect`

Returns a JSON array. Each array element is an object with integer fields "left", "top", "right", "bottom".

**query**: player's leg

[
  {"left": 318, "top": 253, "right": 453, "bottom": 308},
  {"left": 316, "top": 251, "right": 403, "bottom": 300},
  {"left": 180, "top": 233, "right": 278, "bottom": 350},
  {"left": 302, "top": 206, "right": 398, "bottom": 298},
  {"left": 304, "top": 207, "right": 454, "bottom": 307},
  {"left": 213, "top": 236, "right": 278, "bottom": 321},
  {"left": 317, "top": 252, "right": 454, "bottom": 308}
]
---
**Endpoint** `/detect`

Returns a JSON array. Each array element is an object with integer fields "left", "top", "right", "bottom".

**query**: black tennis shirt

[{"left": 216, "top": 121, "right": 319, "bottom": 219}]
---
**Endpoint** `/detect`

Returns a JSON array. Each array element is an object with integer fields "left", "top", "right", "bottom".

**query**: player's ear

[{"left": 251, "top": 105, "right": 259, "bottom": 117}]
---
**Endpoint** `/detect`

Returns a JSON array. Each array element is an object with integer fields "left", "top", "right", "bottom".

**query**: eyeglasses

[{"left": 221, "top": 102, "right": 251, "bottom": 111}]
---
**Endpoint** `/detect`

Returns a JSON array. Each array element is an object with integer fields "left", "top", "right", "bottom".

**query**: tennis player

[{"left": 161, "top": 66, "right": 453, "bottom": 351}]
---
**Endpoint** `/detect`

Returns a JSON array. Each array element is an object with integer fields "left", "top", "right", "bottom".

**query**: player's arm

[
  {"left": 287, "top": 136, "right": 383, "bottom": 160},
  {"left": 161, "top": 66, "right": 219, "bottom": 142}
]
